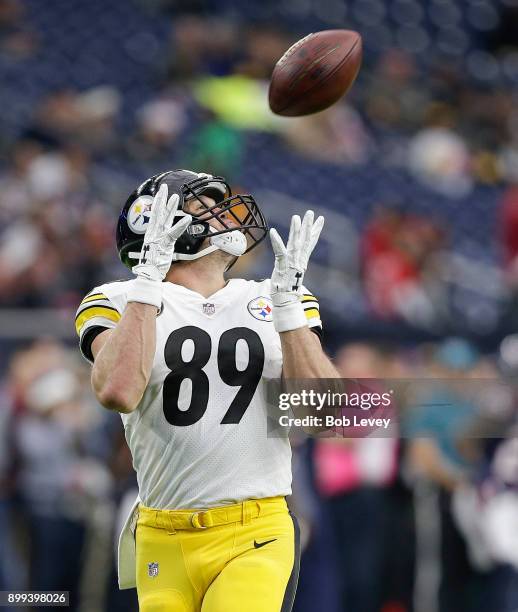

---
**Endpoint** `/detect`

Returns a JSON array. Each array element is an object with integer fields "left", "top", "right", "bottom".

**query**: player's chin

[
  {"left": 207, "top": 248, "right": 238, "bottom": 272},
  {"left": 214, "top": 249, "right": 237, "bottom": 265}
]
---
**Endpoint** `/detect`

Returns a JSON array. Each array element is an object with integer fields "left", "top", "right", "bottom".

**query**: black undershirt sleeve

[{"left": 81, "top": 326, "right": 110, "bottom": 362}]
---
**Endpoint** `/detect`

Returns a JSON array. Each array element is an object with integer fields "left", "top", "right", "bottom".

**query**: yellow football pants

[{"left": 135, "top": 496, "right": 300, "bottom": 612}]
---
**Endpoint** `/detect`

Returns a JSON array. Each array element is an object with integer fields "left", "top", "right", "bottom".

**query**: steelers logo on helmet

[{"left": 127, "top": 195, "right": 153, "bottom": 234}]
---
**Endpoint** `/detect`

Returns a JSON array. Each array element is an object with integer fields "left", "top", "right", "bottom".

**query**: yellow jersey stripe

[
  {"left": 75, "top": 305, "right": 121, "bottom": 335},
  {"left": 304, "top": 308, "right": 320, "bottom": 320},
  {"left": 80, "top": 292, "right": 108, "bottom": 305},
  {"left": 301, "top": 295, "right": 317, "bottom": 302}
]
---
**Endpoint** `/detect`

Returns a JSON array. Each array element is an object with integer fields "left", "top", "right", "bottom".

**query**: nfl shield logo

[
  {"left": 202, "top": 303, "right": 216, "bottom": 316},
  {"left": 148, "top": 562, "right": 159, "bottom": 578}
]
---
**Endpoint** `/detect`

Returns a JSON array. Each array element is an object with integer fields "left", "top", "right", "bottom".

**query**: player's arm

[
  {"left": 279, "top": 325, "right": 340, "bottom": 379},
  {"left": 82, "top": 184, "right": 191, "bottom": 414},
  {"left": 280, "top": 325, "right": 340, "bottom": 433},
  {"left": 90, "top": 303, "right": 158, "bottom": 413}
]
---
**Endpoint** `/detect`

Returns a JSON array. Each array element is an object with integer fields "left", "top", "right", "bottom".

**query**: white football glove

[
  {"left": 269, "top": 210, "right": 324, "bottom": 333},
  {"left": 127, "top": 184, "right": 192, "bottom": 309}
]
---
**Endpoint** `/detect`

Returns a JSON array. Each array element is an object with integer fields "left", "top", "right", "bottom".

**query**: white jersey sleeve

[{"left": 75, "top": 279, "right": 133, "bottom": 363}]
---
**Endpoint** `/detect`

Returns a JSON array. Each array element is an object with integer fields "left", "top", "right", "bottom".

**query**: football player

[{"left": 75, "top": 170, "right": 340, "bottom": 612}]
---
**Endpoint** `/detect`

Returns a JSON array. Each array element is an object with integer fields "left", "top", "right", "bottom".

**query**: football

[{"left": 268, "top": 29, "right": 362, "bottom": 117}]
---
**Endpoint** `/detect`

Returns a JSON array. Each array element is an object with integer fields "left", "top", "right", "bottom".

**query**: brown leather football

[{"left": 268, "top": 30, "right": 362, "bottom": 117}]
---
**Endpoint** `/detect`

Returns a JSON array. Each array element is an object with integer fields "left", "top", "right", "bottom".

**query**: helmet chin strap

[
  {"left": 210, "top": 228, "right": 247, "bottom": 256},
  {"left": 173, "top": 228, "right": 247, "bottom": 262}
]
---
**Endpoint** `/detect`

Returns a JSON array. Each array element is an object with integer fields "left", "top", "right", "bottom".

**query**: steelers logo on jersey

[
  {"left": 247, "top": 296, "right": 273, "bottom": 322},
  {"left": 127, "top": 195, "right": 154, "bottom": 234}
]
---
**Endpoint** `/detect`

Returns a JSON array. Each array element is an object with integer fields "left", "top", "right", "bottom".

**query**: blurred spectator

[
  {"left": 125, "top": 94, "right": 188, "bottom": 162},
  {"left": 23, "top": 87, "right": 120, "bottom": 152},
  {"left": 192, "top": 74, "right": 278, "bottom": 130},
  {"left": 0, "top": 139, "right": 116, "bottom": 307},
  {"left": 363, "top": 49, "right": 429, "bottom": 135},
  {"left": 9, "top": 340, "right": 113, "bottom": 610},
  {"left": 361, "top": 206, "right": 446, "bottom": 328},
  {"left": 0, "top": 378, "right": 24, "bottom": 591},
  {"left": 449, "top": 335, "right": 518, "bottom": 612},
  {"left": 408, "top": 127, "right": 472, "bottom": 197},
  {"left": 290, "top": 437, "right": 341, "bottom": 612},
  {"left": 0, "top": 0, "right": 38, "bottom": 59},
  {"left": 279, "top": 103, "right": 374, "bottom": 166},
  {"left": 234, "top": 26, "right": 291, "bottom": 79},
  {"left": 166, "top": 16, "right": 240, "bottom": 81},
  {"left": 314, "top": 343, "right": 399, "bottom": 612},
  {"left": 500, "top": 184, "right": 518, "bottom": 287},
  {"left": 404, "top": 338, "right": 496, "bottom": 612},
  {"left": 185, "top": 113, "right": 244, "bottom": 177},
  {"left": 405, "top": 338, "right": 480, "bottom": 489}
]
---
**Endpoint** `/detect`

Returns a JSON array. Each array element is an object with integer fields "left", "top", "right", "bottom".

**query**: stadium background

[{"left": 1, "top": 0, "right": 518, "bottom": 610}]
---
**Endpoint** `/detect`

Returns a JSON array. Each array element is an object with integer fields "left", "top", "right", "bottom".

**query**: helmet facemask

[{"left": 176, "top": 175, "right": 268, "bottom": 264}]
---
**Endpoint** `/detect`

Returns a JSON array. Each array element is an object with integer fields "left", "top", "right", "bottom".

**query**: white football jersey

[{"left": 76, "top": 278, "right": 322, "bottom": 509}]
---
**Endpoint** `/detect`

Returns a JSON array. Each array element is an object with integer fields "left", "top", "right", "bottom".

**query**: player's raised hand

[
  {"left": 131, "top": 184, "right": 192, "bottom": 283},
  {"left": 127, "top": 184, "right": 191, "bottom": 308},
  {"left": 269, "top": 210, "right": 324, "bottom": 332}
]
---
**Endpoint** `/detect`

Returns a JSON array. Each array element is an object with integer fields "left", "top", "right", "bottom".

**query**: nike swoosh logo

[{"left": 254, "top": 538, "right": 277, "bottom": 549}]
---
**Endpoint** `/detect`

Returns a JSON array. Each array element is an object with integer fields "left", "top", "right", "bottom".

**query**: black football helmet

[{"left": 116, "top": 169, "right": 268, "bottom": 270}]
